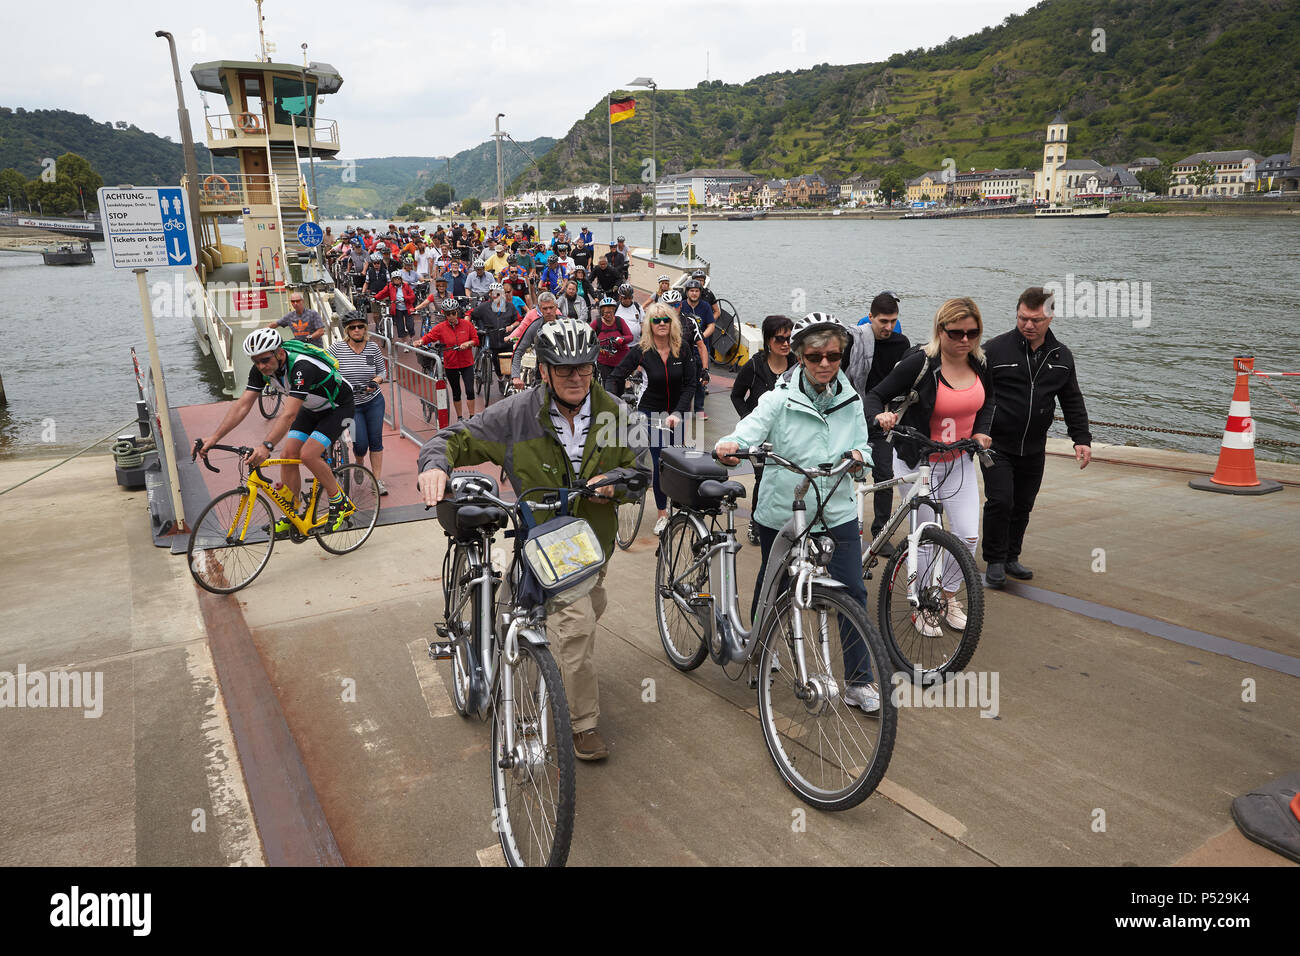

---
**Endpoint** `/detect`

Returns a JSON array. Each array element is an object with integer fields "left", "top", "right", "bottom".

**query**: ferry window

[
  {"left": 219, "top": 73, "right": 233, "bottom": 109},
  {"left": 272, "top": 76, "right": 315, "bottom": 129}
]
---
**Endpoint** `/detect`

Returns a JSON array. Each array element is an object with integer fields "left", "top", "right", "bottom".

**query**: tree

[
  {"left": 425, "top": 182, "right": 453, "bottom": 209},
  {"left": 1135, "top": 163, "right": 1171, "bottom": 195},
  {"left": 461, "top": 196, "right": 483, "bottom": 216},
  {"left": 641, "top": 193, "right": 655, "bottom": 211},
  {"left": 0, "top": 168, "right": 27, "bottom": 210},
  {"left": 617, "top": 193, "right": 641, "bottom": 213},
  {"left": 56, "top": 152, "right": 103, "bottom": 210},
  {"left": 879, "top": 170, "right": 906, "bottom": 203},
  {"left": 1189, "top": 160, "right": 1216, "bottom": 195},
  {"left": 395, "top": 201, "right": 420, "bottom": 219}
]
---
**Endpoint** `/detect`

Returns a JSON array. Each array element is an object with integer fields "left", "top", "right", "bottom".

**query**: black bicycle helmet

[
  {"left": 535, "top": 318, "right": 599, "bottom": 366},
  {"left": 617, "top": 283, "right": 634, "bottom": 297}
]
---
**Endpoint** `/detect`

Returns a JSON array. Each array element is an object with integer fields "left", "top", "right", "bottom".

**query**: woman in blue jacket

[{"left": 715, "top": 312, "right": 879, "bottom": 713}]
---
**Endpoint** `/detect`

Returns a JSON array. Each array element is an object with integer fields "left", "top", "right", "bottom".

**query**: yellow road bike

[{"left": 187, "top": 440, "right": 380, "bottom": 593}]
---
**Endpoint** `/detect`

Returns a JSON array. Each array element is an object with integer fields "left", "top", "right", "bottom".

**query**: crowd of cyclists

[{"left": 322, "top": 219, "right": 725, "bottom": 428}]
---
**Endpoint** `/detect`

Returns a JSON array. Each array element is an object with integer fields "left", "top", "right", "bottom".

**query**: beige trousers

[{"left": 547, "top": 571, "right": 608, "bottom": 734}]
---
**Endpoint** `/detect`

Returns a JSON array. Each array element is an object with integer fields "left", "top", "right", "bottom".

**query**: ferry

[
  {"left": 1034, "top": 204, "right": 1110, "bottom": 218},
  {"left": 182, "top": 39, "right": 349, "bottom": 394},
  {"left": 41, "top": 239, "right": 95, "bottom": 265}
]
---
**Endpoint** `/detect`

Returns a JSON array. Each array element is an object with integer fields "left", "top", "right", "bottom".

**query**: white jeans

[{"left": 896, "top": 451, "right": 980, "bottom": 592}]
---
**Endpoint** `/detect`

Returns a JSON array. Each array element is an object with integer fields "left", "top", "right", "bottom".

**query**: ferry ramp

[{"left": 2, "top": 387, "right": 1297, "bottom": 866}]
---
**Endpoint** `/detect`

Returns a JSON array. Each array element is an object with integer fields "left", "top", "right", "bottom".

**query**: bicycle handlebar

[
  {"left": 886, "top": 425, "right": 993, "bottom": 466},
  {"left": 192, "top": 440, "right": 252, "bottom": 473}
]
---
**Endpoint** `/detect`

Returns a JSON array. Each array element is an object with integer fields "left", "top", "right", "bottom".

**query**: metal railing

[
  {"left": 194, "top": 172, "right": 275, "bottom": 208},
  {"left": 204, "top": 112, "right": 338, "bottom": 146},
  {"left": 186, "top": 272, "right": 236, "bottom": 375}
]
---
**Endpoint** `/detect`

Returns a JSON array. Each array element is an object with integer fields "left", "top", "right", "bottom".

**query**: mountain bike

[
  {"left": 187, "top": 440, "right": 380, "bottom": 593},
  {"left": 431, "top": 469, "right": 646, "bottom": 866},
  {"left": 653, "top": 444, "right": 896, "bottom": 811},
  {"left": 858, "top": 425, "right": 991, "bottom": 679}
]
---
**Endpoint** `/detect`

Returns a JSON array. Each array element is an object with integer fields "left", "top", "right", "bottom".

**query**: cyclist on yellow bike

[{"left": 198, "top": 328, "right": 356, "bottom": 534}]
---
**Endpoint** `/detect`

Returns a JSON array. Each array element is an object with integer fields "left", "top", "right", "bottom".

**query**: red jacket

[
  {"left": 374, "top": 282, "right": 418, "bottom": 312},
  {"left": 590, "top": 315, "right": 633, "bottom": 367},
  {"left": 419, "top": 318, "right": 480, "bottom": 369}
]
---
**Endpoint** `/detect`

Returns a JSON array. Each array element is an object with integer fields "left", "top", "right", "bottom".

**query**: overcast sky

[{"left": 7, "top": 0, "right": 1039, "bottom": 159}]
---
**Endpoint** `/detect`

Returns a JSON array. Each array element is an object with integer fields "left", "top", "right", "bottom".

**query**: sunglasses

[
  {"left": 803, "top": 351, "right": 843, "bottom": 365},
  {"left": 651, "top": 317, "right": 673, "bottom": 325},
  {"left": 770, "top": 335, "right": 791, "bottom": 344},
  {"left": 550, "top": 364, "right": 594, "bottom": 379},
  {"left": 944, "top": 327, "right": 981, "bottom": 340}
]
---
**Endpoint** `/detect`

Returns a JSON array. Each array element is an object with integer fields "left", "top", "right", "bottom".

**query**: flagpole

[{"left": 607, "top": 91, "right": 614, "bottom": 246}]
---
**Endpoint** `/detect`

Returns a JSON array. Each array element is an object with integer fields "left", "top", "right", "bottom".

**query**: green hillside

[
  {"left": 519, "top": 0, "right": 1300, "bottom": 189},
  {"left": 0, "top": 107, "right": 237, "bottom": 193},
  {"left": 306, "top": 135, "right": 556, "bottom": 217}
]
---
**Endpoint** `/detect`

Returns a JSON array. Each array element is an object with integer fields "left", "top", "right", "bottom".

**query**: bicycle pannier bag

[{"left": 517, "top": 515, "right": 605, "bottom": 611}]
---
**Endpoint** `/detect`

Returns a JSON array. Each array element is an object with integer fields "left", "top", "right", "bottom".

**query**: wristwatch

[{"left": 262, "top": 441, "right": 275, "bottom": 452}]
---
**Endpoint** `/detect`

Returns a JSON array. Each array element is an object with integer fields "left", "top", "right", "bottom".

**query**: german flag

[{"left": 609, "top": 97, "right": 636, "bottom": 124}]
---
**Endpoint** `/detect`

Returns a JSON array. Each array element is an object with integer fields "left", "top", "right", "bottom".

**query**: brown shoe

[{"left": 573, "top": 728, "right": 609, "bottom": 761}]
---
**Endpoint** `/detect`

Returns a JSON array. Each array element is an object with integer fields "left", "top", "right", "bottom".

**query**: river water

[{"left": 2, "top": 216, "right": 1298, "bottom": 461}]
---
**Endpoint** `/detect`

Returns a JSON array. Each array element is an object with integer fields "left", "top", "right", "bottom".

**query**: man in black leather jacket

[{"left": 980, "top": 286, "right": 1092, "bottom": 588}]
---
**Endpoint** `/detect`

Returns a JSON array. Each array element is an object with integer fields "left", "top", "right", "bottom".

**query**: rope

[
  {"left": 1053, "top": 416, "right": 1300, "bottom": 449},
  {"left": 0, "top": 419, "right": 140, "bottom": 496},
  {"left": 1254, "top": 373, "right": 1300, "bottom": 419}
]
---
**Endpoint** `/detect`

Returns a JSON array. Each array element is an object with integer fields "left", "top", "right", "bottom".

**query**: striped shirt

[
  {"left": 330, "top": 339, "right": 387, "bottom": 405},
  {"left": 547, "top": 392, "right": 592, "bottom": 480}
]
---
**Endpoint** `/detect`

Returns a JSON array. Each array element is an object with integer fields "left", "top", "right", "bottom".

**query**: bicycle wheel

[
  {"left": 442, "top": 541, "right": 476, "bottom": 718},
  {"left": 653, "top": 513, "right": 710, "bottom": 671},
  {"left": 615, "top": 490, "right": 646, "bottom": 550},
  {"left": 490, "top": 640, "right": 576, "bottom": 867},
  {"left": 474, "top": 351, "right": 492, "bottom": 408},
  {"left": 187, "top": 489, "right": 276, "bottom": 594},
  {"left": 757, "top": 585, "right": 896, "bottom": 811},
  {"left": 258, "top": 387, "right": 282, "bottom": 420},
  {"left": 876, "top": 525, "right": 984, "bottom": 679},
  {"left": 314, "top": 463, "right": 381, "bottom": 555}
]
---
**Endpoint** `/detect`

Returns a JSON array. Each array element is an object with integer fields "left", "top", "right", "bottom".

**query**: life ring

[
  {"left": 202, "top": 174, "right": 231, "bottom": 201},
  {"left": 235, "top": 112, "right": 263, "bottom": 134}
]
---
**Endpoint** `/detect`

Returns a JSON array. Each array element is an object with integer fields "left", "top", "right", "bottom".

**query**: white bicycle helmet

[
  {"left": 472, "top": 257, "right": 486, "bottom": 268},
  {"left": 791, "top": 311, "right": 848, "bottom": 349},
  {"left": 243, "top": 328, "right": 283, "bottom": 357},
  {"left": 488, "top": 281, "right": 504, "bottom": 292},
  {"left": 662, "top": 290, "right": 682, "bottom": 306}
]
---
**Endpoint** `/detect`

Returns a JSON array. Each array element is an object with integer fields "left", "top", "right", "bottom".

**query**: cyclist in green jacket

[{"left": 417, "top": 319, "right": 651, "bottom": 761}]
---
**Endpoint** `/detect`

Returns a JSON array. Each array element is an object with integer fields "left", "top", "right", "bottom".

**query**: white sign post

[{"left": 97, "top": 186, "right": 198, "bottom": 535}]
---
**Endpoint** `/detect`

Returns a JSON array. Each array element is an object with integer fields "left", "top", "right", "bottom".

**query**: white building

[{"left": 656, "top": 167, "right": 757, "bottom": 208}]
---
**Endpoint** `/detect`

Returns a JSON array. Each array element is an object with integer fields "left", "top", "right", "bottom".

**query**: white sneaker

[
  {"left": 376, "top": 479, "right": 388, "bottom": 497},
  {"left": 945, "top": 597, "right": 966, "bottom": 630},
  {"left": 843, "top": 684, "right": 881, "bottom": 714},
  {"left": 653, "top": 515, "right": 669, "bottom": 535},
  {"left": 913, "top": 610, "right": 943, "bottom": 638}
]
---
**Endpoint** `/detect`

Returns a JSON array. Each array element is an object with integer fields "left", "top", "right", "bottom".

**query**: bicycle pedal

[{"left": 428, "top": 642, "right": 454, "bottom": 661}]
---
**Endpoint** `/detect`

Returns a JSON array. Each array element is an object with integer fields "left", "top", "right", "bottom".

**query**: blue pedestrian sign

[
  {"left": 297, "top": 221, "right": 324, "bottom": 248},
  {"left": 98, "top": 186, "right": 197, "bottom": 269}
]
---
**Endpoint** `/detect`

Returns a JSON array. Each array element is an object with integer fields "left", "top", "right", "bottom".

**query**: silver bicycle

[
  {"left": 432, "top": 470, "right": 644, "bottom": 866},
  {"left": 858, "top": 425, "right": 991, "bottom": 679},
  {"left": 653, "top": 444, "right": 896, "bottom": 811}
]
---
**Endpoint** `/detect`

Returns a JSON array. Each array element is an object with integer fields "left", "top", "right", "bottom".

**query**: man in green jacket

[{"left": 418, "top": 318, "right": 651, "bottom": 761}]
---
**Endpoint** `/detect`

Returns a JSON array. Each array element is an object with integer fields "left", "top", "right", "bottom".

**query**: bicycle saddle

[{"left": 697, "top": 479, "right": 746, "bottom": 501}]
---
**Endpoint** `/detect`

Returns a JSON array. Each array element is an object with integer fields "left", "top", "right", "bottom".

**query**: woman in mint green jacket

[{"left": 715, "top": 313, "right": 880, "bottom": 713}]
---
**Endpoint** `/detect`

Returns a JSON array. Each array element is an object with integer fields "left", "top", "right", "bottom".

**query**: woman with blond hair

[
  {"left": 610, "top": 302, "right": 698, "bottom": 534},
  {"left": 864, "top": 297, "right": 993, "bottom": 635}
]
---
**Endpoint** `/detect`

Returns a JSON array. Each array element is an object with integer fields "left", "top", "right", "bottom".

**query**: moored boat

[
  {"left": 41, "top": 239, "right": 95, "bottom": 265},
  {"left": 1034, "top": 204, "right": 1110, "bottom": 218}
]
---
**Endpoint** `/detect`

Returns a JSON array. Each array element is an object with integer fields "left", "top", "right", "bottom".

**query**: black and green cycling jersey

[{"left": 245, "top": 342, "right": 352, "bottom": 412}]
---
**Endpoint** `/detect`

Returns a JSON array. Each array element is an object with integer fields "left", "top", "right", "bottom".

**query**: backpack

[
  {"left": 887, "top": 351, "right": 930, "bottom": 417},
  {"left": 271, "top": 338, "right": 346, "bottom": 404}
]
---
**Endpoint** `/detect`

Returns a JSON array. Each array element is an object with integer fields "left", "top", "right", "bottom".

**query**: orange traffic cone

[{"left": 1189, "top": 356, "right": 1282, "bottom": 495}]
